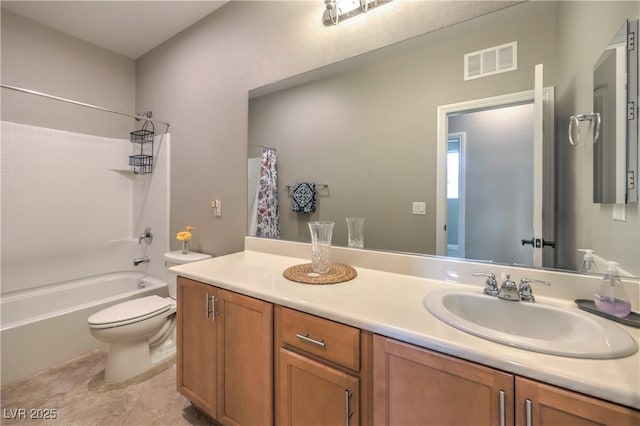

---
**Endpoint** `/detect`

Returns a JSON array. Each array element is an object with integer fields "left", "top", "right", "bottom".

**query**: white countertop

[{"left": 171, "top": 248, "right": 640, "bottom": 409}]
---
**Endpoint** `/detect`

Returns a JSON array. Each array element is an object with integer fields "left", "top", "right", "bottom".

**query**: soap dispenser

[
  {"left": 594, "top": 261, "right": 631, "bottom": 318},
  {"left": 578, "top": 249, "right": 597, "bottom": 274}
]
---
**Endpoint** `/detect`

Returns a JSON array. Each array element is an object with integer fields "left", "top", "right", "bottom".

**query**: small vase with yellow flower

[{"left": 176, "top": 226, "right": 194, "bottom": 254}]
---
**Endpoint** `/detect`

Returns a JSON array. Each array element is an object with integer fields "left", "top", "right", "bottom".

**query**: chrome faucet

[
  {"left": 133, "top": 256, "right": 150, "bottom": 266},
  {"left": 138, "top": 227, "right": 153, "bottom": 245},
  {"left": 518, "top": 277, "right": 551, "bottom": 302},
  {"left": 497, "top": 274, "right": 520, "bottom": 301},
  {"left": 473, "top": 272, "right": 552, "bottom": 302}
]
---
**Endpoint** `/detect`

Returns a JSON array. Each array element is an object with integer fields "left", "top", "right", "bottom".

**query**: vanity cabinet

[
  {"left": 515, "top": 376, "right": 640, "bottom": 426},
  {"left": 176, "top": 276, "right": 638, "bottom": 426},
  {"left": 176, "top": 277, "right": 273, "bottom": 426},
  {"left": 275, "top": 306, "right": 373, "bottom": 426},
  {"left": 373, "top": 334, "right": 513, "bottom": 425},
  {"left": 373, "top": 336, "right": 640, "bottom": 426}
]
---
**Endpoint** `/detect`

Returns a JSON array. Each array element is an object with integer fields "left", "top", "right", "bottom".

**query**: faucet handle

[
  {"left": 518, "top": 277, "right": 551, "bottom": 302},
  {"left": 472, "top": 272, "right": 498, "bottom": 296},
  {"left": 138, "top": 227, "right": 153, "bottom": 245}
]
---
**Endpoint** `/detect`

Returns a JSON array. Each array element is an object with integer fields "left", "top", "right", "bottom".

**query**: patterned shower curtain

[{"left": 255, "top": 147, "right": 280, "bottom": 238}]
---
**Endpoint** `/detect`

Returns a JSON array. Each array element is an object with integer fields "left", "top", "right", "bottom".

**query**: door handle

[
  {"left": 344, "top": 390, "right": 353, "bottom": 426},
  {"left": 542, "top": 238, "right": 556, "bottom": 248},
  {"left": 205, "top": 294, "right": 212, "bottom": 318},
  {"left": 521, "top": 238, "right": 535, "bottom": 247},
  {"left": 525, "top": 399, "right": 533, "bottom": 426},
  {"left": 521, "top": 237, "right": 556, "bottom": 249},
  {"left": 499, "top": 390, "right": 506, "bottom": 426}
]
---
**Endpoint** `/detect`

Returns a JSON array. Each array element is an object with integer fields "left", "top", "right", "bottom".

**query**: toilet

[{"left": 87, "top": 250, "right": 211, "bottom": 383}]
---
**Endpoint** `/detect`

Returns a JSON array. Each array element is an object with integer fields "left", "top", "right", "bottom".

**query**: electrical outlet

[{"left": 210, "top": 199, "right": 222, "bottom": 216}]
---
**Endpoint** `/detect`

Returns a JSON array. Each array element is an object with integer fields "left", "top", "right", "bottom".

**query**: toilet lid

[{"left": 88, "top": 295, "right": 172, "bottom": 327}]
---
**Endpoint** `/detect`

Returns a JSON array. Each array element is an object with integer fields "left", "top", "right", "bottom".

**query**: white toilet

[{"left": 88, "top": 250, "right": 211, "bottom": 383}]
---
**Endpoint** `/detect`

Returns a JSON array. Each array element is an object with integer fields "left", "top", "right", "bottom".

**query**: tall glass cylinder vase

[
  {"left": 346, "top": 217, "right": 366, "bottom": 248},
  {"left": 308, "top": 221, "right": 335, "bottom": 274}
]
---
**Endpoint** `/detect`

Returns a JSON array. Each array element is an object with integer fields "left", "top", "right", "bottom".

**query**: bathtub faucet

[
  {"left": 138, "top": 227, "right": 153, "bottom": 245},
  {"left": 133, "top": 256, "right": 150, "bottom": 267}
]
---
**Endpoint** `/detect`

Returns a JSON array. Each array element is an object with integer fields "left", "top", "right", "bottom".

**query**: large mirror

[{"left": 248, "top": 1, "right": 640, "bottom": 278}]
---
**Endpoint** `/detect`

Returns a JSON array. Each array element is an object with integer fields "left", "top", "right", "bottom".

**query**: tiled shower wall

[{"left": 1, "top": 121, "right": 169, "bottom": 295}]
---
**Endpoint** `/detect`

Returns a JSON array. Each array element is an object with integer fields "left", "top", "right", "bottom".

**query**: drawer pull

[
  {"left": 499, "top": 390, "right": 506, "bottom": 426},
  {"left": 212, "top": 298, "right": 219, "bottom": 322},
  {"left": 295, "top": 333, "right": 326, "bottom": 347},
  {"left": 525, "top": 399, "right": 533, "bottom": 426},
  {"left": 205, "top": 294, "right": 212, "bottom": 318},
  {"left": 344, "top": 389, "right": 353, "bottom": 426}
]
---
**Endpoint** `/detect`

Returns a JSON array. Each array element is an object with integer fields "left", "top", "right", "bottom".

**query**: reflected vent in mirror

[{"left": 464, "top": 41, "right": 517, "bottom": 80}]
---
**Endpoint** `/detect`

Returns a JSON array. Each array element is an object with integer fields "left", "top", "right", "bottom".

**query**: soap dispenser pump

[
  {"left": 594, "top": 261, "right": 631, "bottom": 318},
  {"left": 578, "top": 249, "right": 597, "bottom": 274}
]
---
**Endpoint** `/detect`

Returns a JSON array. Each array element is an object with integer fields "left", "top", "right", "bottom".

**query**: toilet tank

[{"left": 163, "top": 251, "right": 212, "bottom": 298}]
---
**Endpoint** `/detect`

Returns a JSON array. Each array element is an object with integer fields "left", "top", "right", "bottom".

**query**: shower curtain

[{"left": 254, "top": 147, "right": 280, "bottom": 238}]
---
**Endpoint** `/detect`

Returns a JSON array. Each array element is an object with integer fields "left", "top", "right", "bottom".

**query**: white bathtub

[{"left": 0, "top": 272, "right": 168, "bottom": 385}]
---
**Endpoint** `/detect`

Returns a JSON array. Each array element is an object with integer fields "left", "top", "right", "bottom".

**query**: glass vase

[
  {"left": 181, "top": 240, "right": 189, "bottom": 255},
  {"left": 346, "top": 217, "right": 366, "bottom": 248},
  {"left": 308, "top": 221, "right": 334, "bottom": 274}
]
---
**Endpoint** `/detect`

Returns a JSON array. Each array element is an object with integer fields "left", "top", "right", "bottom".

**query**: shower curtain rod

[{"left": 1, "top": 84, "right": 170, "bottom": 129}]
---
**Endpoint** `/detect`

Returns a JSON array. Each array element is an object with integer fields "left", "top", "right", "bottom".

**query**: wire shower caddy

[{"left": 129, "top": 117, "right": 154, "bottom": 174}]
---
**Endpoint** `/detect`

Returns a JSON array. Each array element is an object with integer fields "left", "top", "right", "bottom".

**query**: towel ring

[{"left": 568, "top": 112, "right": 600, "bottom": 146}]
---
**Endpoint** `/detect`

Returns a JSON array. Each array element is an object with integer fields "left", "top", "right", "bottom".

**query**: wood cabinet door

[
  {"left": 216, "top": 288, "right": 273, "bottom": 426},
  {"left": 279, "top": 348, "right": 360, "bottom": 426},
  {"left": 515, "top": 377, "right": 640, "bottom": 426},
  {"left": 373, "top": 335, "right": 514, "bottom": 426},
  {"left": 176, "top": 277, "right": 217, "bottom": 418}
]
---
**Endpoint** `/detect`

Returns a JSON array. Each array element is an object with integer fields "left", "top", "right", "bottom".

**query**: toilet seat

[{"left": 88, "top": 295, "right": 173, "bottom": 329}]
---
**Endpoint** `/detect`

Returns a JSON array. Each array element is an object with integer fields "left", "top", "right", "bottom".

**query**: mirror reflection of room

[{"left": 248, "top": 1, "right": 639, "bottom": 278}]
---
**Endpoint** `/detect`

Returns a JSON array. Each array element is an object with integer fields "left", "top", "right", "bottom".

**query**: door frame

[{"left": 435, "top": 88, "right": 555, "bottom": 261}]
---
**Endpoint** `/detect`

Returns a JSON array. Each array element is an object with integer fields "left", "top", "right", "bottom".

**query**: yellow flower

[
  {"left": 176, "top": 231, "right": 192, "bottom": 241},
  {"left": 177, "top": 226, "right": 194, "bottom": 241}
]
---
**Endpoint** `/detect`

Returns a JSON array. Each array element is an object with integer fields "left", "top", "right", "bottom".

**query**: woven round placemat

[{"left": 283, "top": 263, "right": 357, "bottom": 285}]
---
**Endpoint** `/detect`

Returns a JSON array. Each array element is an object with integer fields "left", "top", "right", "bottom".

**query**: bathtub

[{"left": 0, "top": 272, "right": 168, "bottom": 385}]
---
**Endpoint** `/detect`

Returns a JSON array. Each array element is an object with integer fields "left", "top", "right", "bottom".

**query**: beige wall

[
  {"left": 135, "top": 0, "right": 516, "bottom": 256},
  {"left": 555, "top": 1, "right": 640, "bottom": 273},
  {"left": 0, "top": 10, "right": 135, "bottom": 138}
]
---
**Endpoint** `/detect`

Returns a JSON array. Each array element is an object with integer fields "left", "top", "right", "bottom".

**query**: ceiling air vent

[{"left": 464, "top": 41, "right": 517, "bottom": 81}]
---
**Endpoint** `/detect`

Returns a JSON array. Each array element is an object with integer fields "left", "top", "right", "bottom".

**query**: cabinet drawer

[{"left": 279, "top": 307, "right": 360, "bottom": 371}]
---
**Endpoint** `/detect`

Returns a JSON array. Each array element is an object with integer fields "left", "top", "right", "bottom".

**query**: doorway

[
  {"left": 447, "top": 102, "right": 535, "bottom": 265},
  {"left": 436, "top": 85, "right": 555, "bottom": 267}
]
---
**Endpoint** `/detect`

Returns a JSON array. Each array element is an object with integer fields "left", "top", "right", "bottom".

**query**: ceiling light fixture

[{"left": 323, "top": 0, "right": 392, "bottom": 26}]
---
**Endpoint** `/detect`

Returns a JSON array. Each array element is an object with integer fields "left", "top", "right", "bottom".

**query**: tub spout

[{"left": 133, "top": 256, "right": 150, "bottom": 267}]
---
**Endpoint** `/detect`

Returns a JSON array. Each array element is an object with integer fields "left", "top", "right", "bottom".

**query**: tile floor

[{"left": 1, "top": 349, "right": 216, "bottom": 426}]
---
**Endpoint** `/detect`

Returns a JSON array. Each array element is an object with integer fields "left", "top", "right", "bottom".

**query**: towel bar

[{"left": 285, "top": 183, "right": 328, "bottom": 191}]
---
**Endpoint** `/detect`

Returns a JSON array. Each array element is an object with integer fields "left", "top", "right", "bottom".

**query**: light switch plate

[{"left": 412, "top": 202, "right": 426, "bottom": 215}]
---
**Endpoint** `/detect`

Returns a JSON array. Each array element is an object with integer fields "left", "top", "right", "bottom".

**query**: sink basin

[{"left": 423, "top": 289, "right": 638, "bottom": 359}]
